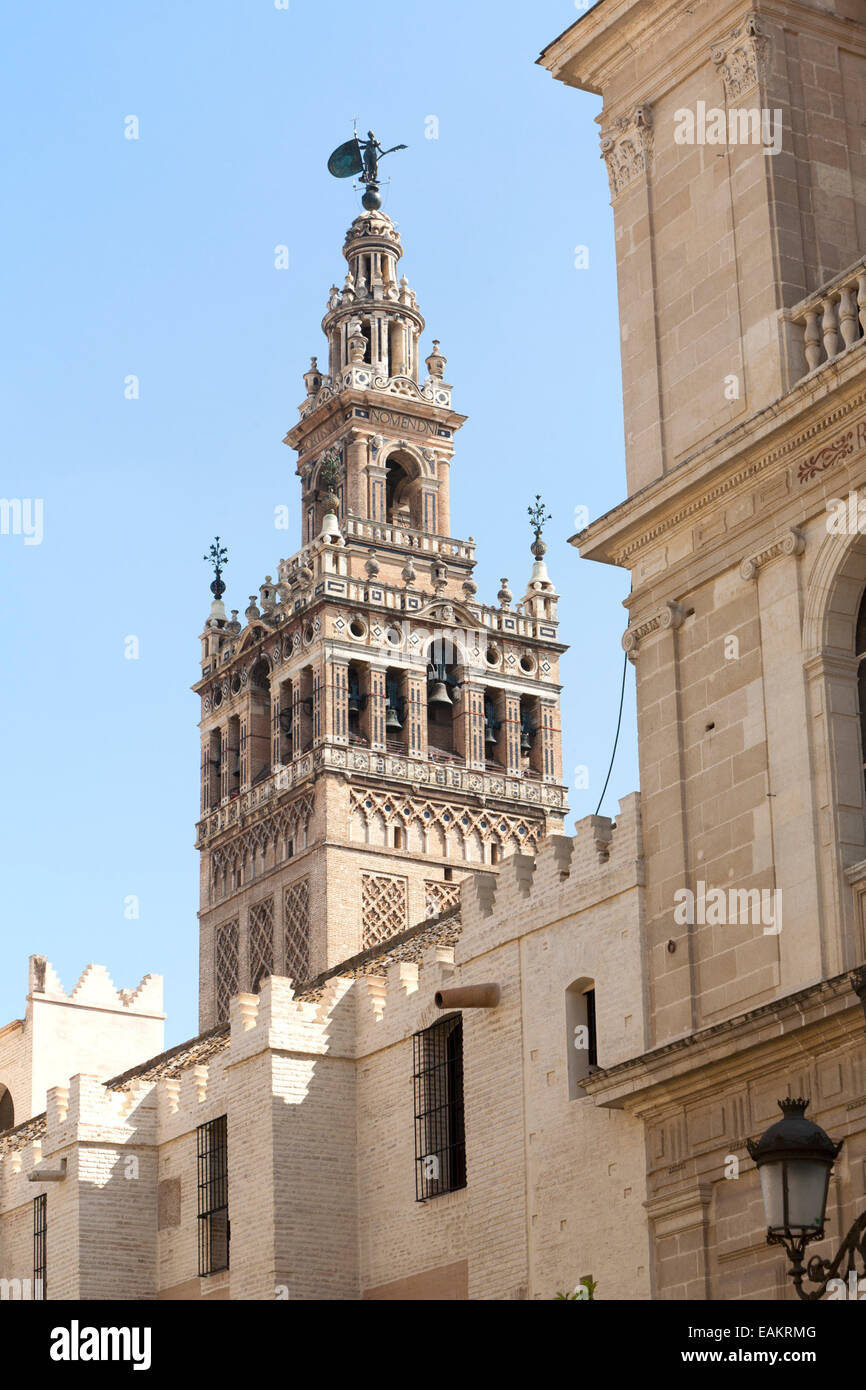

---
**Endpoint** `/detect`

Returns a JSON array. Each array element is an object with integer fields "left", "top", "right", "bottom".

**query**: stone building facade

[
  {"left": 2, "top": 0, "right": 866, "bottom": 1303},
  {"left": 539, "top": 0, "right": 866, "bottom": 1297}
]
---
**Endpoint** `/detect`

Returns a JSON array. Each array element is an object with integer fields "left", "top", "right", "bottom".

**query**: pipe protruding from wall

[{"left": 434, "top": 984, "right": 500, "bottom": 1010}]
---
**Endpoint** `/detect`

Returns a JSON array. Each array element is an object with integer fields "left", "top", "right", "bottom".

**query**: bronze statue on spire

[{"left": 327, "top": 128, "right": 408, "bottom": 210}]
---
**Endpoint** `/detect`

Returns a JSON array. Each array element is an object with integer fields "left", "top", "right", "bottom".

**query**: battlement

[
  {"left": 30, "top": 957, "right": 163, "bottom": 1015},
  {"left": 0, "top": 956, "right": 165, "bottom": 1129}
]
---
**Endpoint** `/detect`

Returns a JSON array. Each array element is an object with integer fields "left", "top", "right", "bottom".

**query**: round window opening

[
  {"left": 486, "top": 644, "right": 500, "bottom": 666},
  {"left": 349, "top": 617, "right": 366, "bottom": 640},
  {"left": 519, "top": 653, "right": 535, "bottom": 675},
  {"left": 386, "top": 627, "right": 402, "bottom": 647},
  {"left": 303, "top": 624, "right": 315, "bottom": 645}
]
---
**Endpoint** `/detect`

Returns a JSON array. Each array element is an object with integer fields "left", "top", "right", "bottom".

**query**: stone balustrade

[
  {"left": 342, "top": 516, "right": 475, "bottom": 562},
  {"left": 196, "top": 741, "right": 567, "bottom": 846},
  {"left": 790, "top": 256, "right": 866, "bottom": 378}
]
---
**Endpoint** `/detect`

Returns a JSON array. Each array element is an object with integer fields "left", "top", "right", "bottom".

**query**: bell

[
  {"left": 348, "top": 694, "right": 360, "bottom": 716},
  {"left": 520, "top": 731, "right": 532, "bottom": 753},
  {"left": 484, "top": 724, "right": 498, "bottom": 747},
  {"left": 385, "top": 705, "right": 403, "bottom": 731},
  {"left": 428, "top": 680, "right": 452, "bottom": 708}
]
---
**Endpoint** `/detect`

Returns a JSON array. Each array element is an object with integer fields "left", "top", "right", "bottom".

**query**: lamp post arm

[{"left": 784, "top": 1209, "right": 866, "bottom": 1300}]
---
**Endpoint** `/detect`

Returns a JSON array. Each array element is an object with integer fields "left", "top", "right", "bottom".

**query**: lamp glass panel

[
  {"left": 758, "top": 1161, "right": 785, "bottom": 1230},
  {"left": 784, "top": 1159, "right": 829, "bottom": 1232}
]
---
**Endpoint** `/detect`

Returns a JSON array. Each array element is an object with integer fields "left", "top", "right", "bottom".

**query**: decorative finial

[
  {"left": 327, "top": 128, "right": 408, "bottom": 211},
  {"left": 528, "top": 495, "right": 552, "bottom": 559},
  {"left": 425, "top": 340, "right": 446, "bottom": 380},
  {"left": 204, "top": 536, "right": 228, "bottom": 601},
  {"left": 497, "top": 578, "right": 513, "bottom": 609}
]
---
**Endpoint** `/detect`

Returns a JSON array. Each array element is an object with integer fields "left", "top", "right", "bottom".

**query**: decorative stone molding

[
  {"left": 622, "top": 600, "right": 684, "bottom": 660},
  {"left": 710, "top": 14, "right": 768, "bottom": 100},
  {"left": 797, "top": 426, "right": 860, "bottom": 484},
  {"left": 739, "top": 527, "right": 805, "bottom": 581},
  {"left": 599, "top": 104, "right": 653, "bottom": 200}
]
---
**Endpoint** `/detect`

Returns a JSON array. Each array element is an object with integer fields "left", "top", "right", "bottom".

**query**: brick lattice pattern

[
  {"left": 424, "top": 880, "right": 460, "bottom": 918},
  {"left": 361, "top": 873, "right": 408, "bottom": 948},
  {"left": 249, "top": 898, "right": 275, "bottom": 991},
  {"left": 284, "top": 879, "right": 311, "bottom": 986},
  {"left": 214, "top": 919, "right": 239, "bottom": 1024}
]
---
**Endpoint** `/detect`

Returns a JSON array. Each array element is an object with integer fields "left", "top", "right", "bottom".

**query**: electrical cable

[{"left": 594, "top": 649, "right": 629, "bottom": 816}]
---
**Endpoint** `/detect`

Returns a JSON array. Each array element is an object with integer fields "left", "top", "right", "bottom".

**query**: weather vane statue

[{"left": 327, "top": 127, "right": 408, "bottom": 210}]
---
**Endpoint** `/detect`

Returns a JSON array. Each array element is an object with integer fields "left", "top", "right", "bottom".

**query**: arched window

[
  {"left": 385, "top": 668, "right": 408, "bottom": 750},
  {"left": 386, "top": 457, "right": 410, "bottom": 523},
  {"left": 277, "top": 678, "right": 293, "bottom": 764},
  {"left": 0, "top": 1084, "right": 14, "bottom": 1132},
  {"left": 426, "top": 636, "right": 462, "bottom": 758},
  {"left": 484, "top": 690, "right": 504, "bottom": 767},
  {"left": 227, "top": 715, "right": 241, "bottom": 796},
  {"left": 566, "top": 979, "right": 598, "bottom": 1098},
  {"left": 248, "top": 660, "right": 271, "bottom": 786}
]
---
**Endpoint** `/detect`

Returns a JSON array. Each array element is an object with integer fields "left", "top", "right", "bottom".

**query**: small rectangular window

[
  {"left": 413, "top": 1015, "right": 467, "bottom": 1200},
  {"left": 33, "top": 1193, "right": 47, "bottom": 1300},
  {"left": 197, "top": 1115, "right": 229, "bottom": 1276},
  {"left": 584, "top": 988, "right": 598, "bottom": 1068}
]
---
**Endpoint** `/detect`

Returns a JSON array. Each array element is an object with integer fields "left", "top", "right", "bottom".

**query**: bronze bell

[
  {"left": 385, "top": 704, "right": 403, "bottom": 731},
  {"left": 428, "top": 680, "right": 452, "bottom": 708},
  {"left": 348, "top": 694, "right": 360, "bottom": 716},
  {"left": 484, "top": 723, "right": 498, "bottom": 747},
  {"left": 520, "top": 731, "right": 532, "bottom": 753}
]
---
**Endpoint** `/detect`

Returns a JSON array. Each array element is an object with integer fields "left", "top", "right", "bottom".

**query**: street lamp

[{"left": 748, "top": 1097, "right": 866, "bottom": 1299}]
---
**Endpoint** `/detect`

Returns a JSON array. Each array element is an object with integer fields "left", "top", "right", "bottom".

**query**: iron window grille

[
  {"left": 413, "top": 1014, "right": 467, "bottom": 1201},
  {"left": 197, "top": 1115, "right": 229, "bottom": 1276},
  {"left": 33, "top": 1193, "right": 46, "bottom": 1300}
]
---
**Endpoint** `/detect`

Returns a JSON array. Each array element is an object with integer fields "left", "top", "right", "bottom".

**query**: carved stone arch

[
  {"left": 381, "top": 440, "right": 426, "bottom": 478},
  {"left": 420, "top": 629, "right": 470, "bottom": 668},
  {"left": 383, "top": 444, "right": 426, "bottom": 527},
  {"left": 803, "top": 528, "right": 866, "bottom": 660},
  {"left": 236, "top": 625, "right": 265, "bottom": 656},
  {"left": 800, "top": 528, "right": 866, "bottom": 974}
]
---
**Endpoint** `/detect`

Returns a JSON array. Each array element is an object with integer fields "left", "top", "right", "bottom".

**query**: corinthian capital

[
  {"left": 711, "top": 14, "right": 769, "bottom": 100},
  {"left": 599, "top": 104, "right": 654, "bottom": 200}
]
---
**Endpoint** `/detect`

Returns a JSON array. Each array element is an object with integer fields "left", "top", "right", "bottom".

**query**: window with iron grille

[
  {"left": 197, "top": 1115, "right": 229, "bottom": 1276},
  {"left": 413, "top": 1014, "right": 466, "bottom": 1201},
  {"left": 33, "top": 1193, "right": 46, "bottom": 1300}
]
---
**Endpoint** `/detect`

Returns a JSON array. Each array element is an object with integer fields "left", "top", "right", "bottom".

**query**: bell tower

[{"left": 194, "top": 201, "right": 569, "bottom": 1032}]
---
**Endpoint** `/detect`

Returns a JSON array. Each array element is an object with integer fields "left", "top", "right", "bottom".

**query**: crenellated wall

[{"left": 0, "top": 800, "right": 650, "bottom": 1302}]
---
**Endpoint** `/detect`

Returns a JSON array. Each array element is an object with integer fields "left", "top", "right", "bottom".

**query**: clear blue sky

[{"left": 0, "top": 0, "right": 636, "bottom": 1047}]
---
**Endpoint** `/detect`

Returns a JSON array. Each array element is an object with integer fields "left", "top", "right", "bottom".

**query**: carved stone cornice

[
  {"left": 599, "top": 104, "right": 653, "bottom": 200},
  {"left": 622, "top": 600, "right": 684, "bottom": 660},
  {"left": 710, "top": 14, "right": 768, "bottom": 100},
  {"left": 739, "top": 527, "right": 805, "bottom": 581},
  {"left": 582, "top": 378, "right": 866, "bottom": 575}
]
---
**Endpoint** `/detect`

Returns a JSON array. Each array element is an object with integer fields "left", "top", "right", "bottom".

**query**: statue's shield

[{"left": 327, "top": 139, "right": 363, "bottom": 179}]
